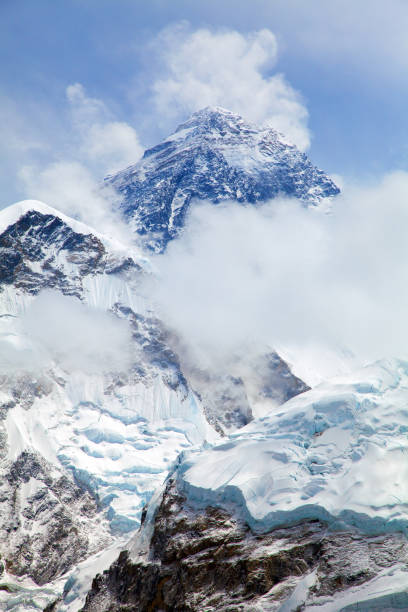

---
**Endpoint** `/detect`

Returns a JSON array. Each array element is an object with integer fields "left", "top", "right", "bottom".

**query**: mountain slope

[
  {"left": 82, "top": 359, "right": 408, "bottom": 611},
  {"left": 0, "top": 200, "right": 309, "bottom": 610},
  {"left": 107, "top": 106, "right": 340, "bottom": 251},
  {"left": 0, "top": 201, "right": 217, "bottom": 609}
]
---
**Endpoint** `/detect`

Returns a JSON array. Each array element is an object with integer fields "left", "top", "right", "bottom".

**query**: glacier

[
  {"left": 178, "top": 359, "right": 408, "bottom": 535},
  {"left": 82, "top": 358, "right": 408, "bottom": 611},
  {"left": 0, "top": 201, "right": 219, "bottom": 520}
]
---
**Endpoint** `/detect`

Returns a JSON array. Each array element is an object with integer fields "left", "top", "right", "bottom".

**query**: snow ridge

[{"left": 177, "top": 360, "right": 408, "bottom": 536}]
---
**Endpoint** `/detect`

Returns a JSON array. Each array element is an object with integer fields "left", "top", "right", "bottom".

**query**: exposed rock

[
  {"left": 255, "top": 351, "right": 310, "bottom": 404},
  {"left": 182, "top": 351, "right": 310, "bottom": 434},
  {"left": 0, "top": 209, "right": 141, "bottom": 297},
  {"left": 107, "top": 106, "right": 340, "bottom": 252},
  {"left": 81, "top": 479, "right": 408, "bottom": 611},
  {"left": 113, "top": 306, "right": 310, "bottom": 435},
  {"left": 0, "top": 450, "right": 111, "bottom": 586}
]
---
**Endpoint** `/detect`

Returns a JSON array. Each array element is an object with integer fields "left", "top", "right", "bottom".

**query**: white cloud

[
  {"left": 146, "top": 171, "right": 408, "bottom": 376},
  {"left": 67, "top": 83, "right": 143, "bottom": 174},
  {"left": 18, "top": 84, "right": 143, "bottom": 242},
  {"left": 261, "top": 0, "right": 408, "bottom": 83},
  {"left": 18, "top": 161, "right": 132, "bottom": 243},
  {"left": 83, "top": 121, "right": 143, "bottom": 174},
  {"left": 151, "top": 24, "right": 310, "bottom": 150},
  {"left": 66, "top": 82, "right": 110, "bottom": 124},
  {"left": 19, "top": 290, "right": 134, "bottom": 374}
]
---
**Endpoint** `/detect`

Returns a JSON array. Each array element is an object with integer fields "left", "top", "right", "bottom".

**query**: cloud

[
  {"left": 146, "top": 171, "right": 408, "bottom": 380},
  {"left": 18, "top": 161, "right": 132, "bottom": 243},
  {"left": 83, "top": 121, "right": 143, "bottom": 174},
  {"left": 67, "top": 83, "right": 144, "bottom": 174},
  {"left": 66, "top": 83, "right": 110, "bottom": 125},
  {"left": 0, "top": 291, "right": 134, "bottom": 374},
  {"left": 17, "top": 84, "right": 143, "bottom": 242},
  {"left": 260, "top": 0, "right": 408, "bottom": 83},
  {"left": 151, "top": 24, "right": 310, "bottom": 150}
]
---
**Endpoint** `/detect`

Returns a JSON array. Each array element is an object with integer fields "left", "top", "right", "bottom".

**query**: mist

[
  {"left": 0, "top": 291, "right": 134, "bottom": 374},
  {"left": 146, "top": 171, "right": 408, "bottom": 379},
  {"left": 15, "top": 83, "right": 143, "bottom": 246}
]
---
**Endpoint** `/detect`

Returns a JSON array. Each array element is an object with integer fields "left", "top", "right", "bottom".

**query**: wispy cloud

[
  {"left": 18, "top": 161, "right": 131, "bottom": 242},
  {"left": 0, "top": 290, "right": 134, "bottom": 374},
  {"left": 17, "top": 84, "right": 142, "bottom": 241},
  {"left": 147, "top": 171, "right": 408, "bottom": 378},
  {"left": 150, "top": 23, "right": 310, "bottom": 150},
  {"left": 67, "top": 83, "right": 143, "bottom": 174}
]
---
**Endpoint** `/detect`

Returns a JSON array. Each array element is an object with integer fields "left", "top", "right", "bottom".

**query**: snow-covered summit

[
  {"left": 0, "top": 200, "right": 92, "bottom": 237},
  {"left": 0, "top": 199, "right": 145, "bottom": 258},
  {"left": 107, "top": 106, "right": 340, "bottom": 251},
  {"left": 172, "top": 105, "right": 263, "bottom": 139},
  {"left": 0, "top": 199, "right": 147, "bottom": 301}
]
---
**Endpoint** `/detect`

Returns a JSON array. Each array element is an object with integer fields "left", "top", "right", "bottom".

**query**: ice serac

[
  {"left": 82, "top": 359, "right": 408, "bottom": 611},
  {"left": 178, "top": 359, "right": 408, "bottom": 534},
  {"left": 106, "top": 106, "right": 340, "bottom": 251}
]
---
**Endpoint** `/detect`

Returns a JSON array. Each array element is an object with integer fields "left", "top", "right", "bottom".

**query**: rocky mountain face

[
  {"left": 183, "top": 350, "right": 310, "bottom": 434},
  {"left": 107, "top": 106, "right": 340, "bottom": 251},
  {"left": 1, "top": 450, "right": 111, "bottom": 587},
  {"left": 81, "top": 478, "right": 408, "bottom": 612},
  {"left": 0, "top": 209, "right": 136, "bottom": 295}
]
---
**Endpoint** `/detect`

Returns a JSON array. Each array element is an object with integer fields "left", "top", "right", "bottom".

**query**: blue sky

[{"left": 2, "top": 0, "right": 408, "bottom": 206}]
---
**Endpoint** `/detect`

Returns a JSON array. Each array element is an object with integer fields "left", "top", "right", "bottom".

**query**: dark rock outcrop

[
  {"left": 81, "top": 479, "right": 408, "bottom": 611},
  {"left": 0, "top": 209, "right": 141, "bottom": 296}
]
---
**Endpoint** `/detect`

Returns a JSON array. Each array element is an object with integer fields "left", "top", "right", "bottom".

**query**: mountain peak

[
  {"left": 180, "top": 105, "right": 242, "bottom": 124},
  {"left": 0, "top": 200, "right": 95, "bottom": 239},
  {"left": 173, "top": 106, "right": 262, "bottom": 140},
  {"left": 108, "top": 108, "right": 340, "bottom": 252},
  {"left": 0, "top": 200, "right": 143, "bottom": 257},
  {"left": 190, "top": 105, "right": 236, "bottom": 118},
  {"left": 0, "top": 200, "right": 146, "bottom": 299}
]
